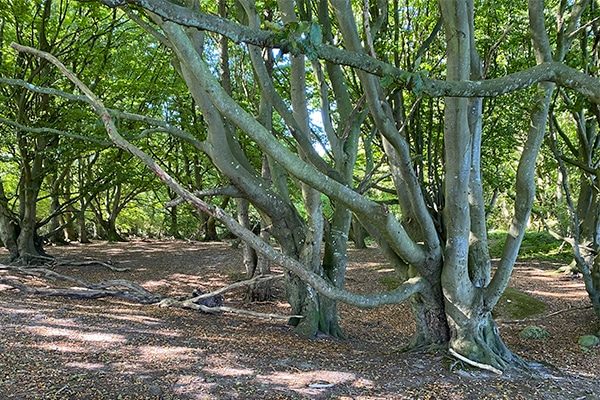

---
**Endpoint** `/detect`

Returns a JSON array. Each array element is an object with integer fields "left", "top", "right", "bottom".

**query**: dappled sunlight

[
  {"left": 347, "top": 261, "right": 388, "bottom": 271},
  {"left": 64, "top": 361, "right": 107, "bottom": 371},
  {"left": 142, "top": 272, "right": 231, "bottom": 292},
  {"left": 138, "top": 345, "right": 203, "bottom": 364},
  {"left": 0, "top": 305, "right": 38, "bottom": 315},
  {"left": 2, "top": 240, "right": 598, "bottom": 398},
  {"left": 528, "top": 289, "right": 586, "bottom": 301},
  {"left": 166, "top": 273, "right": 206, "bottom": 286},
  {"left": 203, "top": 366, "right": 254, "bottom": 377},
  {"left": 173, "top": 375, "right": 216, "bottom": 397},
  {"left": 31, "top": 341, "right": 88, "bottom": 354},
  {"left": 25, "top": 325, "right": 127, "bottom": 344},
  {"left": 256, "top": 369, "right": 359, "bottom": 396},
  {"left": 0, "top": 283, "right": 15, "bottom": 291},
  {"left": 110, "top": 361, "right": 153, "bottom": 375},
  {"left": 511, "top": 267, "right": 589, "bottom": 302},
  {"left": 103, "top": 313, "right": 164, "bottom": 326}
]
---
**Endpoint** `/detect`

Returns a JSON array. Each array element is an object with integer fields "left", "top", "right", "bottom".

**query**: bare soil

[{"left": 0, "top": 240, "right": 598, "bottom": 399}]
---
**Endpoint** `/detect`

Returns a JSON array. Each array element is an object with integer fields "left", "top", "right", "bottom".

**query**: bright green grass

[
  {"left": 488, "top": 230, "right": 572, "bottom": 262},
  {"left": 493, "top": 287, "right": 547, "bottom": 319}
]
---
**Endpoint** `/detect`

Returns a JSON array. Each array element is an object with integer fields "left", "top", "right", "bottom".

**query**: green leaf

[{"left": 381, "top": 74, "right": 395, "bottom": 89}]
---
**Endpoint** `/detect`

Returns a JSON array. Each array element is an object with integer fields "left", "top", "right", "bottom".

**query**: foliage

[
  {"left": 578, "top": 335, "right": 600, "bottom": 349},
  {"left": 488, "top": 231, "right": 573, "bottom": 262}
]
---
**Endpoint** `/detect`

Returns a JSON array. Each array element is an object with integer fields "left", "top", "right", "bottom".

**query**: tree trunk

[
  {"left": 17, "top": 177, "right": 46, "bottom": 263},
  {"left": 48, "top": 179, "right": 67, "bottom": 244},
  {"left": 99, "top": 218, "right": 126, "bottom": 242},
  {"left": 0, "top": 181, "right": 19, "bottom": 261},
  {"left": 168, "top": 204, "right": 182, "bottom": 239},
  {"left": 78, "top": 200, "right": 90, "bottom": 243},
  {"left": 350, "top": 217, "right": 368, "bottom": 249}
]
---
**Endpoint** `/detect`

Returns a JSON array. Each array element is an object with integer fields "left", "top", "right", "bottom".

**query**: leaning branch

[
  {"left": 158, "top": 297, "right": 299, "bottom": 322},
  {"left": 0, "top": 77, "right": 207, "bottom": 152},
  {"left": 11, "top": 42, "right": 427, "bottom": 309},
  {"left": 0, "top": 117, "right": 111, "bottom": 146},
  {"left": 165, "top": 185, "right": 243, "bottom": 208},
  {"left": 100, "top": 0, "right": 600, "bottom": 103}
]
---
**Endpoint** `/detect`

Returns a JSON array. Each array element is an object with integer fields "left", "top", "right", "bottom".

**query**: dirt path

[{"left": 0, "top": 240, "right": 598, "bottom": 399}]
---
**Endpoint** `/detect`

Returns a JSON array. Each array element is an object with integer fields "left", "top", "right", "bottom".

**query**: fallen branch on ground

[
  {"left": 158, "top": 297, "right": 302, "bottom": 322},
  {"left": 0, "top": 271, "right": 161, "bottom": 304},
  {"left": 189, "top": 273, "right": 283, "bottom": 302},
  {"left": 1, "top": 264, "right": 298, "bottom": 323}
]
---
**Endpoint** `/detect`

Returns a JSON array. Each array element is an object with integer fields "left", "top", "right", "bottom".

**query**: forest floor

[{"left": 0, "top": 240, "right": 599, "bottom": 399}]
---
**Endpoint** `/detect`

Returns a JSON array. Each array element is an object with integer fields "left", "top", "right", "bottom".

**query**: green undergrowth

[
  {"left": 488, "top": 230, "right": 572, "bottom": 262},
  {"left": 493, "top": 287, "right": 547, "bottom": 319}
]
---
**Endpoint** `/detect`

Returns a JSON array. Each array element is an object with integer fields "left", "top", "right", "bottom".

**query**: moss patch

[
  {"left": 380, "top": 275, "right": 402, "bottom": 290},
  {"left": 578, "top": 335, "right": 600, "bottom": 348},
  {"left": 493, "top": 287, "right": 547, "bottom": 319}
]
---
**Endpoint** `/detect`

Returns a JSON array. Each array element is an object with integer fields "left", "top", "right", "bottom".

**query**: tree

[
  {"left": 546, "top": 0, "right": 600, "bottom": 315},
  {"left": 0, "top": 0, "right": 132, "bottom": 260},
  {"left": 9, "top": 0, "right": 600, "bottom": 372}
]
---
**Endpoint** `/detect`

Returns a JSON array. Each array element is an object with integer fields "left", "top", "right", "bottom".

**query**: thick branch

[
  {"left": 165, "top": 185, "right": 243, "bottom": 208},
  {"left": 0, "top": 117, "right": 111, "bottom": 146},
  {"left": 0, "top": 77, "right": 207, "bottom": 152},
  {"left": 98, "top": 0, "right": 600, "bottom": 103},
  {"left": 12, "top": 42, "right": 428, "bottom": 309}
]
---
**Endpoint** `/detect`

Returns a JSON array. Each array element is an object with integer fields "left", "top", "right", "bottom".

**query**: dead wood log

[
  {"left": 0, "top": 277, "right": 160, "bottom": 304},
  {"left": 158, "top": 297, "right": 302, "bottom": 322},
  {"left": 190, "top": 274, "right": 283, "bottom": 302}
]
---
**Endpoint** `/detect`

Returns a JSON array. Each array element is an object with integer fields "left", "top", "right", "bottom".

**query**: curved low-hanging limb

[{"left": 10, "top": 42, "right": 428, "bottom": 310}]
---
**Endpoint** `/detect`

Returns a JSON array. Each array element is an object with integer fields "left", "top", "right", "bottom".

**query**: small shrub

[{"left": 519, "top": 325, "right": 550, "bottom": 340}]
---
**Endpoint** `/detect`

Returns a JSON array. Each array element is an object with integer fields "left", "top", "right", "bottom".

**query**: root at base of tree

[
  {"left": 0, "top": 262, "right": 297, "bottom": 323},
  {"left": 449, "top": 348, "right": 503, "bottom": 375}
]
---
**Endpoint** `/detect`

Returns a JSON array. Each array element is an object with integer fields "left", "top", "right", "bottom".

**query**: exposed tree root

[
  {"left": 50, "top": 258, "right": 130, "bottom": 272},
  {"left": 449, "top": 348, "right": 503, "bottom": 375},
  {"left": 0, "top": 263, "right": 297, "bottom": 323}
]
